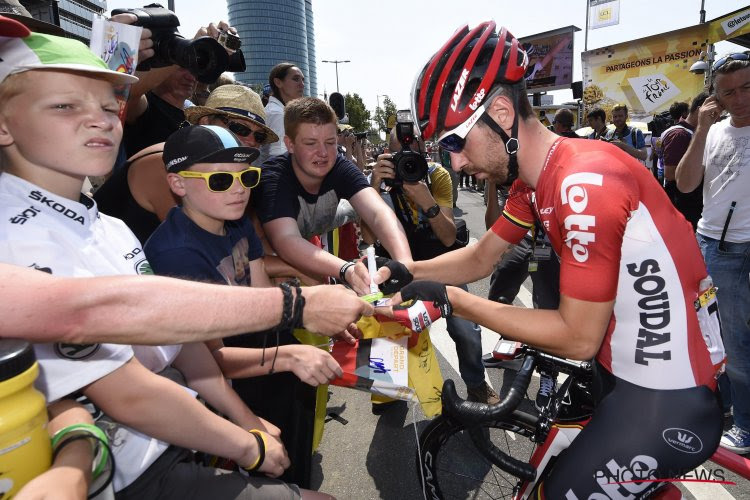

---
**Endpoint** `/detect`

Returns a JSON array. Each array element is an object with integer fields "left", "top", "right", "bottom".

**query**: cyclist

[{"left": 377, "top": 21, "right": 725, "bottom": 498}]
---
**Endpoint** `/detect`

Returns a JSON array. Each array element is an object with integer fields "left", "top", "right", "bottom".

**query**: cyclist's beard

[{"left": 482, "top": 137, "right": 511, "bottom": 184}]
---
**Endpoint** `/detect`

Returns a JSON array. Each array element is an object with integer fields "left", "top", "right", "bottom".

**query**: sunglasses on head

[
  {"left": 177, "top": 167, "right": 261, "bottom": 192},
  {"left": 712, "top": 52, "right": 750, "bottom": 72},
  {"left": 217, "top": 116, "right": 268, "bottom": 144}
]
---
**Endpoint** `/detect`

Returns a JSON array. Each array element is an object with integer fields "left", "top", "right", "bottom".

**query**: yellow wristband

[{"left": 244, "top": 429, "right": 266, "bottom": 472}]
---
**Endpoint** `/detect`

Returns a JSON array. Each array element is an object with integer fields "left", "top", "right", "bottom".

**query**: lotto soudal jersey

[
  {"left": 0, "top": 172, "right": 168, "bottom": 491},
  {"left": 492, "top": 138, "right": 723, "bottom": 390}
]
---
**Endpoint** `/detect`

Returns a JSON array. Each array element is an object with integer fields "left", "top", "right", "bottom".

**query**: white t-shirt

[
  {"left": 258, "top": 95, "right": 287, "bottom": 164},
  {"left": 698, "top": 119, "right": 750, "bottom": 242},
  {"left": 0, "top": 173, "right": 168, "bottom": 491}
]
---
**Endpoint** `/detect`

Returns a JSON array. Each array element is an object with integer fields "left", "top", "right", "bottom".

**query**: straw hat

[{"left": 184, "top": 84, "right": 279, "bottom": 144}]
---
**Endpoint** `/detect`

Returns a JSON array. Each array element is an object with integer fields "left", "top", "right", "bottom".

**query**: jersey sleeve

[
  {"left": 555, "top": 156, "right": 638, "bottom": 302},
  {"left": 490, "top": 179, "right": 534, "bottom": 244},
  {"left": 333, "top": 158, "right": 370, "bottom": 200},
  {"left": 429, "top": 165, "right": 453, "bottom": 207}
]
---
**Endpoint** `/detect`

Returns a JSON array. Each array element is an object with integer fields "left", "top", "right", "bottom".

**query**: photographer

[
  {"left": 337, "top": 125, "right": 366, "bottom": 170},
  {"left": 120, "top": 7, "right": 241, "bottom": 157},
  {"left": 363, "top": 122, "right": 498, "bottom": 405}
]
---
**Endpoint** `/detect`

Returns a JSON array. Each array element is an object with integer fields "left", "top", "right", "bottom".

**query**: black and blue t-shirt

[
  {"left": 253, "top": 153, "right": 369, "bottom": 239},
  {"left": 144, "top": 206, "right": 263, "bottom": 285}
]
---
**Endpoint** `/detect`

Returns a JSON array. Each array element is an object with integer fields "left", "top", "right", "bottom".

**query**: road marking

[{"left": 681, "top": 465, "right": 735, "bottom": 499}]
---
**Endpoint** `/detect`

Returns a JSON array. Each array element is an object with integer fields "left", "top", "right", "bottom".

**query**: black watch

[{"left": 424, "top": 204, "right": 441, "bottom": 219}]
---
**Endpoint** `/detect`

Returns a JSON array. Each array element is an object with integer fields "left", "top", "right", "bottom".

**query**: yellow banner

[
  {"left": 707, "top": 6, "right": 750, "bottom": 43},
  {"left": 582, "top": 24, "right": 709, "bottom": 121}
]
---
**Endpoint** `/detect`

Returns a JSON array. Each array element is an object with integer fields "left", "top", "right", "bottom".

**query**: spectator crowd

[{"left": 0, "top": 6, "right": 748, "bottom": 499}]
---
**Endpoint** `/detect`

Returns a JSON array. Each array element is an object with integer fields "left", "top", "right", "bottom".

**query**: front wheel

[{"left": 418, "top": 413, "right": 537, "bottom": 500}]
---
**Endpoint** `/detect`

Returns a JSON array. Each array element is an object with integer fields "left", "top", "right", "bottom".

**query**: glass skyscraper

[
  {"left": 19, "top": 0, "right": 106, "bottom": 43},
  {"left": 228, "top": 0, "right": 317, "bottom": 97}
]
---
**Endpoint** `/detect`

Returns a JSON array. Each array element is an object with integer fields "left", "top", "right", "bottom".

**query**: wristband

[
  {"left": 244, "top": 429, "right": 267, "bottom": 472},
  {"left": 339, "top": 261, "right": 356, "bottom": 287},
  {"left": 424, "top": 204, "right": 441, "bottom": 219},
  {"left": 51, "top": 423, "right": 110, "bottom": 479}
]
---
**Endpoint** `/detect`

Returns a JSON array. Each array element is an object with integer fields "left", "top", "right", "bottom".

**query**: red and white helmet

[{"left": 411, "top": 21, "right": 528, "bottom": 140}]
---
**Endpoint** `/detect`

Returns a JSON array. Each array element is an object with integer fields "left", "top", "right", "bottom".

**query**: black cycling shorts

[{"left": 538, "top": 364, "right": 722, "bottom": 499}]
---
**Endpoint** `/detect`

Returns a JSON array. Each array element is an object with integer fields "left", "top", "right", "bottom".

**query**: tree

[
  {"left": 374, "top": 95, "right": 398, "bottom": 133},
  {"left": 344, "top": 93, "right": 371, "bottom": 132}
]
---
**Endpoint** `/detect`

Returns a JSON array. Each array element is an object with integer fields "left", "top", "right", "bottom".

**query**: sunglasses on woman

[
  {"left": 177, "top": 167, "right": 261, "bottom": 192},
  {"left": 218, "top": 116, "right": 268, "bottom": 144}
]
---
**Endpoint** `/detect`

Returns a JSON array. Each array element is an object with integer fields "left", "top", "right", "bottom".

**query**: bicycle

[{"left": 417, "top": 341, "right": 750, "bottom": 499}]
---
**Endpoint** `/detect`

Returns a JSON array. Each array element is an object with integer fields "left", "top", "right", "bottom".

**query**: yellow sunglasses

[{"left": 177, "top": 167, "right": 261, "bottom": 192}]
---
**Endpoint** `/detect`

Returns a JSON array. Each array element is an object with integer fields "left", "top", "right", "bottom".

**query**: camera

[
  {"left": 354, "top": 131, "right": 368, "bottom": 140},
  {"left": 217, "top": 29, "right": 241, "bottom": 51},
  {"left": 647, "top": 110, "right": 673, "bottom": 137},
  {"left": 111, "top": 3, "right": 246, "bottom": 83},
  {"left": 386, "top": 110, "right": 428, "bottom": 186}
]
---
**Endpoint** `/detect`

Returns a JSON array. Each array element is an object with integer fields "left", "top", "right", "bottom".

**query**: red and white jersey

[{"left": 492, "top": 138, "right": 722, "bottom": 390}]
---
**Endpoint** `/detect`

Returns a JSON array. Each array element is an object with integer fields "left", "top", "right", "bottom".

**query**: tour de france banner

[
  {"left": 582, "top": 5, "right": 750, "bottom": 123},
  {"left": 582, "top": 23, "right": 708, "bottom": 122},
  {"left": 706, "top": 5, "right": 750, "bottom": 49}
]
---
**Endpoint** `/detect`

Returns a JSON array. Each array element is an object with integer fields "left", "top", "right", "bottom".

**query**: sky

[{"left": 111, "top": 0, "right": 747, "bottom": 114}]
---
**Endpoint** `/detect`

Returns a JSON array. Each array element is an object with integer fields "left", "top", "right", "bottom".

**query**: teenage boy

[
  {"left": 0, "top": 32, "right": 332, "bottom": 499},
  {"left": 253, "top": 97, "right": 413, "bottom": 296}
]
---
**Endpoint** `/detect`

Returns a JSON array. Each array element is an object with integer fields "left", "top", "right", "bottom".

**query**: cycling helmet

[
  {"left": 411, "top": 21, "right": 528, "bottom": 184},
  {"left": 411, "top": 21, "right": 527, "bottom": 140}
]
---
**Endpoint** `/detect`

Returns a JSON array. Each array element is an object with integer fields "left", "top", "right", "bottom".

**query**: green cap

[{"left": 0, "top": 32, "right": 138, "bottom": 85}]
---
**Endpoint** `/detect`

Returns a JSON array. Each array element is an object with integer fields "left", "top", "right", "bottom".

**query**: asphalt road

[{"left": 310, "top": 187, "right": 750, "bottom": 500}]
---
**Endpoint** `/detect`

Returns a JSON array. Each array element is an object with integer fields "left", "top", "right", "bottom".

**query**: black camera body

[
  {"left": 111, "top": 3, "right": 245, "bottom": 83},
  {"left": 386, "top": 112, "right": 428, "bottom": 186},
  {"left": 647, "top": 110, "right": 674, "bottom": 137}
]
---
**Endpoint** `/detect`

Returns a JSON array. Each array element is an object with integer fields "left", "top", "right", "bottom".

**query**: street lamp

[
  {"left": 376, "top": 94, "right": 388, "bottom": 110},
  {"left": 321, "top": 59, "right": 350, "bottom": 93}
]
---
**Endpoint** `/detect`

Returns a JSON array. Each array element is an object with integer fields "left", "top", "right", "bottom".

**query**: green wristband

[{"left": 52, "top": 423, "right": 109, "bottom": 479}]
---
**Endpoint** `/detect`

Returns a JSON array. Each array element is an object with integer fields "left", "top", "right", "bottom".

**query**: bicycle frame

[{"left": 419, "top": 346, "right": 750, "bottom": 500}]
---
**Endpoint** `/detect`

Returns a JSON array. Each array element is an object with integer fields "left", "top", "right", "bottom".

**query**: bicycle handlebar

[{"left": 442, "top": 355, "right": 537, "bottom": 424}]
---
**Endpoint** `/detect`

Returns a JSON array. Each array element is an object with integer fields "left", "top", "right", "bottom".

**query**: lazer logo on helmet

[
  {"left": 28, "top": 191, "right": 85, "bottom": 225},
  {"left": 450, "top": 68, "right": 470, "bottom": 112},
  {"left": 560, "top": 173, "right": 602, "bottom": 263}
]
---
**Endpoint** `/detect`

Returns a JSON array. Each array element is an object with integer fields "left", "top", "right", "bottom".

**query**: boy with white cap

[{"left": 0, "top": 32, "right": 331, "bottom": 499}]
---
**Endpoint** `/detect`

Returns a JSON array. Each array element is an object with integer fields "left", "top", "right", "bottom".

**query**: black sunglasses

[
  {"left": 712, "top": 53, "right": 750, "bottom": 72},
  {"left": 218, "top": 116, "right": 268, "bottom": 144}
]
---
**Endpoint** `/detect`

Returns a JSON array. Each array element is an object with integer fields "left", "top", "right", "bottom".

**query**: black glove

[
  {"left": 363, "top": 256, "right": 413, "bottom": 295},
  {"left": 400, "top": 281, "right": 452, "bottom": 318}
]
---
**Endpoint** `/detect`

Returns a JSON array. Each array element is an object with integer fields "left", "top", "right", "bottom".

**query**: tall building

[
  {"left": 18, "top": 0, "right": 106, "bottom": 43},
  {"left": 228, "top": 0, "right": 317, "bottom": 97}
]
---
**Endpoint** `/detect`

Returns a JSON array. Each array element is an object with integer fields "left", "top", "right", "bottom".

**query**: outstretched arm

[
  {"left": 1, "top": 263, "right": 372, "bottom": 345},
  {"left": 207, "top": 340, "right": 342, "bottom": 386}
]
